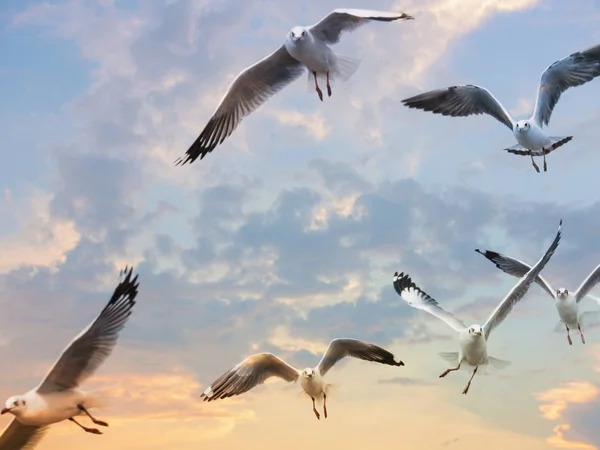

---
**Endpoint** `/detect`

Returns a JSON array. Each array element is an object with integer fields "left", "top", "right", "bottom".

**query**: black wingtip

[{"left": 397, "top": 360, "right": 405, "bottom": 366}]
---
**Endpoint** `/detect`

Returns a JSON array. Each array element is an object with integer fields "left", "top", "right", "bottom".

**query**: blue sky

[{"left": 0, "top": 1, "right": 600, "bottom": 449}]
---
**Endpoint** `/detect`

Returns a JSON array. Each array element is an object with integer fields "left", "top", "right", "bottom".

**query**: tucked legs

[
  {"left": 565, "top": 324, "right": 573, "bottom": 345},
  {"left": 69, "top": 417, "right": 102, "bottom": 435},
  {"left": 78, "top": 404, "right": 108, "bottom": 427},
  {"left": 311, "top": 397, "right": 320, "bottom": 420}
]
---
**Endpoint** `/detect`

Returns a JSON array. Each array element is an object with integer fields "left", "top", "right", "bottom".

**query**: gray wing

[
  {"left": 175, "top": 45, "right": 305, "bottom": 165},
  {"left": 200, "top": 353, "right": 300, "bottom": 401},
  {"left": 533, "top": 44, "right": 600, "bottom": 127},
  {"left": 0, "top": 419, "right": 47, "bottom": 450},
  {"left": 574, "top": 264, "right": 600, "bottom": 303},
  {"left": 402, "top": 85, "right": 514, "bottom": 130},
  {"left": 392, "top": 272, "right": 466, "bottom": 332},
  {"left": 309, "top": 9, "right": 413, "bottom": 45},
  {"left": 36, "top": 267, "right": 139, "bottom": 394},
  {"left": 317, "top": 338, "right": 404, "bottom": 377},
  {"left": 483, "top": 220, "right": 562, "bottom": 340},
  {"left": 475, "top": 249, "right": 556, "bottom": 299}
]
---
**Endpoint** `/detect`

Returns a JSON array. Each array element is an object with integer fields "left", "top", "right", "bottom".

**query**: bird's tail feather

[
  {"left": 553, "top": 320, "right": 566, "bottom": 333},
  {"left": 305, "top": 54, "right": 361, "bottom": 93},
  {"left": 487, "top": 356, "right": 511, "bottom": 371},
  {"left": 438, "top": 352, "right": 459, "bottom": 365},
  {"left": 580, "top": 310, "right": 600, "bottom": 329},
  {"left": 82, "top": 386, "right": 121, "bottom": 410}
]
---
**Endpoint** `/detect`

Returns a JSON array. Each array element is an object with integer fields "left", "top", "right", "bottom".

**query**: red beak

[{"left": 1, "top": 408, "right": 11, "bottom": 415}]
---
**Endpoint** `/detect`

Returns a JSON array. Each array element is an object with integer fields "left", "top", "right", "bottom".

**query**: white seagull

[
  {"left": 200, "top": 338, "right": 404, "bottom": 419},
  {"left": 392, "top": 220, "right": 562, "bottom": 395},
  {"left": 402, "top": 43, "right": 600, "bottom": 173},
  {"left": 476, "top": 248, "right": 600, "bottom": 345},
  {"left": 0, "top": 267, "right": 139, "bottom": 449},
  {"left": 175, "top": 8, "right": 413, "bottom": 165}
]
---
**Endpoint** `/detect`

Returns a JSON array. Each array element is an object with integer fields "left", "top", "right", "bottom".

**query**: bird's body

[
  {"left": 393, "top": 220, "right": 562, "bottom": 394},
  {"left": 555, "top": 294, "right": 580, "bottom": 328},
  {"left": 8, "top": 390, "right": 90, "bottom": 427},
  {"left": 458, "top": 327, "right": 488, "bottom": 367},
  {"left": 200, "top": 338, "right": 403, "bottom": 419},
  {"left": 476, "top": 248, "right": 600, "bottom": 345},
  {"left": 284, "top": 28, "right": 334, "bottom": 74},
  {"left": 175, "top": 9, "right": 413, "bottom": 165},
  {"left": 0, "top": 268, "right": 140, "bottom": 449},
  {"left": 299, "top": 369, "right": 326, "bottom": 400},
  {"left": 402, "top": 43, "right": 600, "bottom": 173}
]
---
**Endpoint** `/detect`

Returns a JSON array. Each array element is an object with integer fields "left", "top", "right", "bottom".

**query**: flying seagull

[
  {"left": 402, "top": 43, "right": 600, "bottom": 173},
  {"left": 392, "top": 220, "right": 562, "bottom": 395},
  {"left": 475, "top": 248, "right": 600, "bottom": 345},
  {"left": 175, "top": 8, "right": 413, "bottom": 166},
  {"left": 200, "top": 338, "right": 404, "bottom": 419},
  {"left": 0, "top": 267, "right": 139, "bottom": 449}
]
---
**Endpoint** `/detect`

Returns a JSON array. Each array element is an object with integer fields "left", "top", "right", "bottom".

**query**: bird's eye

[
  {"left": 13, "top": 401, "right": 18, "bottom": 407},
  {"left": 302, "top": 30, "right": 306, "bottom": 36}
]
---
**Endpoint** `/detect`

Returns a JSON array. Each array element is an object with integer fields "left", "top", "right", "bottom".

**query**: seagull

[
  {"left": 402, "top": 44, "right": 600, "bottom": 173},
  {"left": 392, "top": 220, "right": 562, "bottom": 395},
  {"left": 200, "top": 338, "right": 404, "bottom": 419},
  {"left": 475, "top": 248, "right": 600, "bottom": 345},
  {"left": 175, "top": 8, "right": 413, "bottom": 165},
  {"left": 0, "top": 267, "right": 139, "bottom": 449}
]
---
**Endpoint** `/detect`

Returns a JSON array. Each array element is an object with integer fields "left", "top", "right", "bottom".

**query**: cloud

[
  {"left": 547, "top": 424, "right": 597, "bottom": 450},
  {"left": 377, "top": 376, "right": 434, "bottom": 386},
  {"left": 0, "top": 189, "right": 80, "bottom": 273},
  {"left": 535, "top": 381, "right": 599, "bottom": 420}
]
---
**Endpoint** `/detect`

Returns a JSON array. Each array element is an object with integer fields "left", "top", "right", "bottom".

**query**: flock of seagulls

[{"left": 3, "top": 4, "right": 600, "bottom": 449}]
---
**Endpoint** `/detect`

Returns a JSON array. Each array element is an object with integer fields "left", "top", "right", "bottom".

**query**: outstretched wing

[
  {"left": 175, "top": 45, "right": 305, "bottom": 165},
  {"left": 483, "top": 221, "right": 562, "bottom": 340},
  {"left": 316, "top": 338, "right": 403, "bottom": 377},
  {"left": 309, "top": 9, "right": 413, "bottom": 45},
  {"left": 200, "top": 353, "right": 300, "bottom": 401},
  {"left": 533, "top": 43, "right": 600, "bottom": 127},
  {"left": 36, "top": 267, "right": 140, "bottom": 393},
  {"left": 475, "top": 249, "right": 556, "bottom": 299},
  {"left": 392, "top": 272, "right": 466, "bottom": 332},
  {"left": 402, "top": 84, "right": 514, "bottom": 130},
  {"left": 574, "top": 264, "right": 600, "bottom": 303},
  {"left": 0, "top": 419, "right": 48, "bottom": 450}
]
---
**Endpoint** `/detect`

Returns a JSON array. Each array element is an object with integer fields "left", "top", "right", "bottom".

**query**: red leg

[
  {"left": 77, "top": 404, "right": 108, "bottom": 427},
  {"left": 578, "top": 324, "right": 586, "bottom": 344},
  {"left": 543, "top": 148, "right": 548, "bottom": 172},
  {"left": 462, "top": 366, "right": 478, "bottom": 395},
  {"left": 439, "top": 363, "right": 461, "bottom": 378},
  {"left": 69, "top": 417, "right": 102, "bottom": 435},
  {"left": 311, "top": 397, "right": 320, "bottom": 420},
  {"left": 313, "top": 72, "right": 323, "bottom": 102},
  {"left": 326, "top": 71, "right": 332, "bottom": 97},
  {"left": 323, "top": 393, "right": 328, "bottom": 419},
  {"left": 566, "top": 324, "right": 573, "bottom": 345},
  {"left": 530, "top": 152, "right": 540, "bottom": 173}
]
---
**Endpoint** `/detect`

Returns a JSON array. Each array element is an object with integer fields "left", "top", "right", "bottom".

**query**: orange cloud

[
  {"left": 547, "top": 424, "right": 596, "bottom": 450},
  {"left": 535, "top": 381, "right": 599, "bottom": 420}
]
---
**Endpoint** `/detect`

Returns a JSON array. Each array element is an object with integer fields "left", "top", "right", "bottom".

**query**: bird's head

[
  {"left": 557, "top": 288, "right": 569, "bottom": 299},
  {"left": 301, "top": 368, "right": 316, "bottom": 379},
  {"left": 1, "top": 396, "right": 27, "bottom": 416},
  {"left": 289, "top": 26, "right": 308, "bottom": 43},
  {"left": 468, "top": 325, "right": 483, "bottom": 337},
  {"left": 515, "top": 120, "right": 531, "bottom": 132}
]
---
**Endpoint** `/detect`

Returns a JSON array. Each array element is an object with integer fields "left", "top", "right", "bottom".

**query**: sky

[{"left": 1, "top": 0, "right": 600, "bottom": 448}]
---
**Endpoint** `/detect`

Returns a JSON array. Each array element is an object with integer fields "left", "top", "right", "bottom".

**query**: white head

[
  {"left": 515, "top": 120, "right": 531, "bottom": 132},
  {"left": 467, "top": 325, "right": 483, "bottom": 337},
  {"left": 1, "top": 395, "right": 27, "bottom": 417},
  {"left": 557, "top": 288, "right": 569, "bottom": 299},
  {"left": 301, "top": 368, "right": 316, "bottom": 379},
  {"left": 288, "top": 26, "right": 308, "bottom": 43}
]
